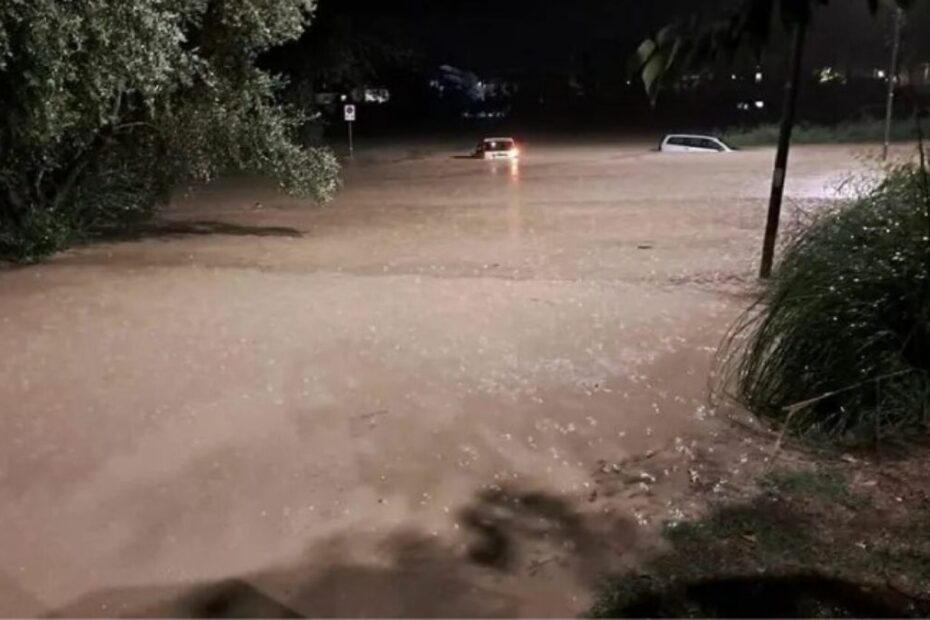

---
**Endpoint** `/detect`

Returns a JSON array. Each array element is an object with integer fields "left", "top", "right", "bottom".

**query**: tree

[
  {"left": 0, "top": 0, "right": 340, "bottom": 262},
  {"left": 265, "top": 1, "right": 420, "bottom": 115},
  {"left": 635, "top": 0, "right": 918, "bottom": 279}
]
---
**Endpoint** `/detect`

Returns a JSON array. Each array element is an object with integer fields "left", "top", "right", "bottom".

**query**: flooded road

[{"left": 0, "top": 141, "right": 878, "bottom": 616}]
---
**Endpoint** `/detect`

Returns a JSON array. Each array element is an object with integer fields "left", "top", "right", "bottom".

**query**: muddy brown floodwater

[{"left": 0, "top": 141, "right": 888, "bottom": 617}]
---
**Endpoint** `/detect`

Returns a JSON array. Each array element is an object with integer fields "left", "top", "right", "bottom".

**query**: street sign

[{"left": 343, "top": 104, "right": 356, "bottom": 156}]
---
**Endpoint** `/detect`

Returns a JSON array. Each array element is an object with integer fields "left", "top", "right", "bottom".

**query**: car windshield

[{"left": 483, "top": 140, "right": 514, "bottom": 151}]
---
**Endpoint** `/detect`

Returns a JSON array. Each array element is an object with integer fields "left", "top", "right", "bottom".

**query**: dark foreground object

[{"left": 596, "top": 574, "right": 930, "bottom": 619}]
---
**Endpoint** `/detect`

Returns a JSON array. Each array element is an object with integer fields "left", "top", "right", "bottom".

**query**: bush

[
  {"left": 726, "top": 118, "right": 922, "bottom": 148},
  {"left": 0, "top": 206, "right": 71, "bottom": 263},
  {"left": 719, "top": 163, "right": 930, "bottom": 443}
]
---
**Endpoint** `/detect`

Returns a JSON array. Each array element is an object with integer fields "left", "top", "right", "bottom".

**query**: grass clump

[
  {"left": 763, "top": 469, "right": 862, "bottom": 508},
  {"left": 726, "top": 118, "right": 921, "bottom": 148},
  {"left": 589, "top": 464, "right": 930, "bottom": 618},
  {"left": 720, "top": 162, "right": 930, "bottom": 444}
]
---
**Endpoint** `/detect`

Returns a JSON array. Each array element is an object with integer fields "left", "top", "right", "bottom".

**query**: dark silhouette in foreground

[
  {"left": 45, "top": 486, "right": 632, "bottom": 618},
  {"left": 597, "top": 573, "right": 930, "bottom": 618}
]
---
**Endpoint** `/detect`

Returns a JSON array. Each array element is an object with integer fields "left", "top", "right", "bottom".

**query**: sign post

[{"left": 343, "top": 104, "right": 356, "bottom": 156}]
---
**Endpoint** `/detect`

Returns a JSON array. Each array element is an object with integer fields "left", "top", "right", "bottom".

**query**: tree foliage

[
  {"left": 265, "top": 1, "right": 419, "bottom": 119},
  {"left": 0, "top": 0, "right": 339, "bottom": 262},
  {"left": 303, "top": 13, "right": 415, "bottom": 89}
]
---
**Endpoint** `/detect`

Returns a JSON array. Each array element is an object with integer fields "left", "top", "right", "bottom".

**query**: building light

[
  {"left": 755, "top": 72, "right": 763, "bottom": 83},
  {"left": 364, "top": 88, "right": 390, "bottom": 104},
  {"left": 817, "top": 66, "right": 846, "bottom": 84}
]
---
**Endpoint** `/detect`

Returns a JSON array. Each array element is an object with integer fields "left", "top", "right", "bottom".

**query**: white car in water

[
  {"left": 660, "top": 134, "right": 734, "bottom": 153},
  {"left": 475, "top": 137, "right": 520, "bottom": 160}
]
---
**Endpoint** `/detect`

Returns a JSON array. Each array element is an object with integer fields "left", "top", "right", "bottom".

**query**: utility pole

[
  {"left": 759, "top": 20, "right": 808, "bottom": 280},
  {"left": 883, "top": 6, "right": 904, "bottom": 161}
]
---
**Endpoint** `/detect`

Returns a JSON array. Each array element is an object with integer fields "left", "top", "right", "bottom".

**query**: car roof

[
  {"left": 663, "top": 134, "right": 723, "bottom": 141},
  {"left": 482, "top": 137, "right": 515, "bottom": 142}
]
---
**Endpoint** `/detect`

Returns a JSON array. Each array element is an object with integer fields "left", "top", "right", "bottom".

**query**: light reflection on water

[
  {"left": 487, "top": 158, "right": 521, "bottom": 182},
  {"left": 484, "top": 158, "right": 523, "bottom": 241}
]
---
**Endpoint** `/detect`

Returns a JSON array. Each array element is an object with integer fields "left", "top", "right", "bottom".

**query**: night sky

[
  {"left": 310, "top": 0, "right": 730, "bottom": 73},
  {"left": 387, "top": 0, "right": 714, "bottom": 71},
  {"left": 304, "top": 0, "right": 929, "bottom": 76}
]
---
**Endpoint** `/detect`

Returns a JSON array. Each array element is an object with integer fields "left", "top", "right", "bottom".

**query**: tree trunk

[
  {"left": 759, "top": 20, "right": 808, "bottom": 280},
  {"left": 2, "top": 183, "right": 28, "bottom": 229}
]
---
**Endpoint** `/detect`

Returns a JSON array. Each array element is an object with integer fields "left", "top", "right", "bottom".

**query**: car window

[
  {"left": 700, "top": 138, "right": 723, "bottom": 151},
  {"left": 485, "top": 140, "right": 513, "bottom": 151},
  {"left": 667, "top": 137, "right": 685, "bottom": 147}
]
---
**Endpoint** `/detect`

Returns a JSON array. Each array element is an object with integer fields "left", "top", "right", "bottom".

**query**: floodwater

[{"left": 0, "top": 141, "right": 884, "bottom": 617}]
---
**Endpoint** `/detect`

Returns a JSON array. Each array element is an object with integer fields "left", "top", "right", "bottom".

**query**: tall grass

[
  {"left": 718, "top": 160, "right": 930, "bottom": 443},
  {"left": 725, "top": 118, "right": 921, "bottom": 148}
]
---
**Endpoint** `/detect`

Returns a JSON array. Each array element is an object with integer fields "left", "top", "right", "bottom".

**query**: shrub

[
  {"left": 719, "top": 162, "right": 930, "bottom": 443},
  {"left": 726, "top": 118, "right": 922, "bottom": 148}
]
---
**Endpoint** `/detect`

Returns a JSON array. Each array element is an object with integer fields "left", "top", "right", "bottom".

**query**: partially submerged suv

[
  {"left": 660, "top": 134, "right": 733, "bottom": 153},
  {"left": 475, "top": 137, "right": 520, "bottom": 160}
]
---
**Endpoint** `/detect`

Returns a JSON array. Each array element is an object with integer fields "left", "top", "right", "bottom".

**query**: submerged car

[
  {"left": 475, "top": 137, "right": 520, "bottom": 160},
  {"left": 660, "top": 134, "right": 734, "bottom": 153}
]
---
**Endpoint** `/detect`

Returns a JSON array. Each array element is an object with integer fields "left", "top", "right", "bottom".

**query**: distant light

[
  {"left": 731, "top": 74, "right": 738, "bottom": 81},
  {"left": 364, "top": 88, "right": 390, "bottom": 104},
  {"left": 340, "top": 94, "right": 348, "bottom": 102},
  {"left": 876, "top": 69, "right": 887, "bottom": 79},
  {"left": 755, "top": 71, "right": 763, "bottom": 83},
  {"left": 754, "top": 100, "right": 765, "bottom": 109},
  {"left": 817, "top": 66, "right": 846, "bottom": 84}
]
